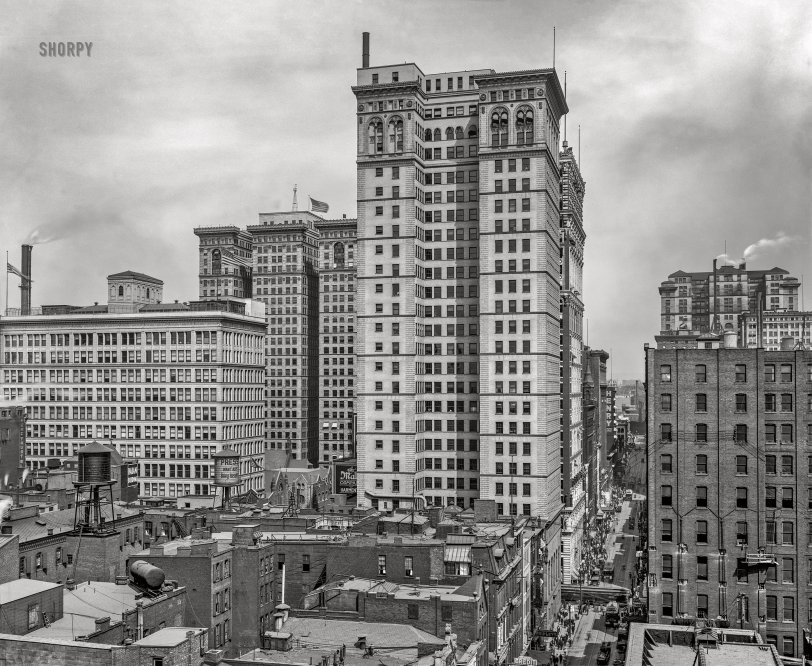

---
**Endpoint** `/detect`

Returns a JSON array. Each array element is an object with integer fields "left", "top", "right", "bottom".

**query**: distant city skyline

[{"left": 1, "top": 1, "right": 809, "bottom": 379}]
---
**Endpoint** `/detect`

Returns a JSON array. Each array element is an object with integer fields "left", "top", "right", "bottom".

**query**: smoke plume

[
  {"left": 24, "top": 227, "right": 63, "bottom": 245},
  {"left": 743, "top": 232, "right": 794, "bottom": 261},
  {"left": 715, "top": 254, "right": 738, "bottom": 266}
]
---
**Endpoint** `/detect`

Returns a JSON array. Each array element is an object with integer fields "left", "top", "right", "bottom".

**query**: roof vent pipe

[{"left": 362, "top": 32, "right": 370, "bottom": 68}]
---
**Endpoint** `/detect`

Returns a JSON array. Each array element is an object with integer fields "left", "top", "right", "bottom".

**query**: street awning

[{"left": 444, "top": 544, "right": 471, "bottom": 564}]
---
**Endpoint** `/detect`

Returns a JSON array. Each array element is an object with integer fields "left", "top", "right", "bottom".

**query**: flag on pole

[
  {"left": 7, "top": 262, "right": 24, "bottom": 279},
  {"left": 309, "top": 197, "right": 329, "bottom": 214}
]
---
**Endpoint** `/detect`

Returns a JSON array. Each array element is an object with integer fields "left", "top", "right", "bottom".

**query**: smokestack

[
  {"left": 21, "top": 244, "right": 32, "bottom": 316},
  {"left": 362, "top": 32, "right": 370, "bottom": 69}
]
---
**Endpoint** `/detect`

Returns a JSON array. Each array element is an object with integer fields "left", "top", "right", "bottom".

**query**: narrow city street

[{"left": 551, "top": 438, "right": 647, "bottom": 666}]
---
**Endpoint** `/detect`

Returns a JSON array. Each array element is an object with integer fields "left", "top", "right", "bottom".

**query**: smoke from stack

[
  {"left": 715, "top": 253, "right": 738, "bottom": 267},
  {"left": 21, "top": 244, "right": 32, "bottom": 316},
  {"left": 743, "top": 231, "right": 793, "bottom": 261}
]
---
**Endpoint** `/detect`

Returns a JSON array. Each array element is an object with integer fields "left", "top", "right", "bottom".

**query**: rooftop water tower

[
  {"left": 73, "top": 442, "right": 117, "bottom": 533},
  {"left": 213, "top": 447, "right": 240, "bottom": 509}
]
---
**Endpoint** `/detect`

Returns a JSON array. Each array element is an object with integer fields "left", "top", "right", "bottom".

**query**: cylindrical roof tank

[
  {"left": 213, "top": 448, "right": 241, "bottom": 487},
  {"left": 77, "top": 442, "right": 112, "bottom": 485},
  {"left": 130, "top": 560, "right": 166, "bottom": 589}
]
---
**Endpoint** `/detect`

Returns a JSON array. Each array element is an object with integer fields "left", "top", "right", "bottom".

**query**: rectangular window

[
  {"left": 697, "top": 556, "right": 708, "bottom": 580},
  {"left": 661, "top": 519, "right": 673, "bottom": 542},
  {"left": 660, "top": 365, "right": 672, "bottom": 382},
  {"left": 766, "top": 596, "right": 777, "bottom": 621},
  {"left": 697, "top": 594, "right": 708, "bottom": 618},
  {"left": 695, "top": 424, "right": 708, "bottom": 442},
  {"left": 782, "top": 557, "right": 794, "bottom": 583},
  {"left": 736, "top": 455, "right": 748, "bottom": 474},
  {"left": 783, "top": 521, "right": 794, "bottom": 545},
  {"left": 661, "top": 394, "right": 672, "bottom": 411},
  {"left": 696, "top": 486, "right": 708, "bottom": 507},
  {"left": 783, "top": 596, "right": 794, "bottom": 622},
  {"left": 695, "top": 394, "right": 707, "bottom": 412},
  {"left": 662, "top": 554, "right": 673, "bottom": 579},
  {"left": 765, "top": 364, "right": 776, "bottom": 382},
  {"left": 661, "top": 454, "right": 672, "bottom": 473},
  {"left": 735, "top": 394, "right": 747, "bottom": 412},
  {"left": 735, "top": 364, "right": 747, "bottom": 382},
  {"left": 696, "top": 520, "right": 708, "bottom": 544},
  {"left": 661, "top": 485, "right": 672, "bottom": 506},
  {"left": 662, "top": 592, "right": 673, "bottom": 617},
  {"left": 378, "top": 555, "right": 386, "bottom": 575},
  {"left": 661, "top": 423, "right": 672, "bottom": 442},
  {"left": 695, "top": 364, "right": 707, "bottom": 382}
]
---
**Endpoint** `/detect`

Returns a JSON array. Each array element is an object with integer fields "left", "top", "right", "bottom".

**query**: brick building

[
  {"left": 0, "top": 628, "right": 211, "bottom": 666},
  {"left": 301, "top": 576, "right": 487, "bottom": 658},
  {"left": 0, "top": 579, "right": 63, "bottom": 634},
  {"left": 0, "top": 533, "right": 19, "bottom": 584},
  {"left": 3, "top": 502, "right": 145, "bottom": 585},
  {"left": 645, "top": 342, "right": 812, "bottom": 660},
  {"left": 0, "top": 403, "right": 26, "bottom": 492},
  {"left": 130, "top": 532, "right": 233, "bottom": 653},
  {"left": 226, "top": 525, "right": 276, "bottom": 655}
]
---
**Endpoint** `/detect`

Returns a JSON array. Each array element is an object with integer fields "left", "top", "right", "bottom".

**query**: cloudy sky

[{"left": 1, "top": 0, "right": 810, "bottom": 378}]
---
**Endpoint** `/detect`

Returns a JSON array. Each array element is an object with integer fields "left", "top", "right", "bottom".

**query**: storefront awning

[{"left": 444, "top": 544, "right": 471, "bottom": 564}]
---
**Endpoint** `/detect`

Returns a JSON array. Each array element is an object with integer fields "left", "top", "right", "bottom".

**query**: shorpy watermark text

[{"left": 40, "top": 42, "right": 93, "bottom": 57}]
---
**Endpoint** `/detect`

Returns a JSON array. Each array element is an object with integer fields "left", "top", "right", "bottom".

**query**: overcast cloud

[{"left": 1, "top": 0, "right": 810, "bottom": 377}]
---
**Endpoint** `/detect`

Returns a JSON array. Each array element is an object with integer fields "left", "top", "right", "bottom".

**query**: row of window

[
  {"left": 659, "top": 518, "right": 792, "bottom": 545},
  {"left": 660, "top": 363, "right": 811, "bottom": 383},
  {"left": 659, "top": 422, "right": 807, "bottom": 443},
  {"left": 661, "top": 392, "right": 809, "bottom": 412}
]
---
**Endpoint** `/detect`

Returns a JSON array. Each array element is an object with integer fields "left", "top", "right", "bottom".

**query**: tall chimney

[
  {"left": 21, "top": 244, "right": 32, "bottom": 316},
  {"left": 362, "top": 32, "right": 370, "bottom": 69}
]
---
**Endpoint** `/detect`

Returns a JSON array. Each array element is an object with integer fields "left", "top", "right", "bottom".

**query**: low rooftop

[
  {"left": 134, "top": 627, "right": 206, "bottom": 648},
  {"left": 0, "top": 579, "right": 61, "bottom": 606},
  {"left": 29, "top": 581, "right": 138, "bottom": 641},
  {"left": 0, "top": 502, "right": 141, "bottom": 543},
  {"left": 232, "top": 616, "right": 446, "bottom": 666},
  {"left": 626, "top": 623, "right": 781, "bottom": 666},
  {"left": 134, "top": 536, "right": 233, "bottom": 557}
]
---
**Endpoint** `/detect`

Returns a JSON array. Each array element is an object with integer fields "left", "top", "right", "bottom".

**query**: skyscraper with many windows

[{"left": 352, "top": 47, "right": 568, "bottom": 535}]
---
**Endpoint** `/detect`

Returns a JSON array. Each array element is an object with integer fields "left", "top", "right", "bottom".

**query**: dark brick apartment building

[{"left": 646, "top": 342, "right": 812, "bottom": 660}]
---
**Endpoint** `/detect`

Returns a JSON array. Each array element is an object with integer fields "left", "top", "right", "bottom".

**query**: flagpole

[{"left": 4, "top": 250, "right": 8, "bottom": 317}]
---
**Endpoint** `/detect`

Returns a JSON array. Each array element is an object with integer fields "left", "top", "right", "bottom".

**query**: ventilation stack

[
  {"left": 362, "top": 32, "right": 370, "bottom": 68},
  {"left": 21, "top": 244, "right": 32, "bottom": 315}
]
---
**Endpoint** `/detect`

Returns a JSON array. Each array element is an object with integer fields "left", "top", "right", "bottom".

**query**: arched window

[
  {"left": 516, "top": 107, "right": 534, "bottom": 145},
  {"left": 424, "top": 129, "right": 432, "bottom": 142},
  {"left": 388, "top": 118, "right": 403, "bottom": 152},
  {"left": 368, "top": 118, "right": 384, "bottom": 155},
  {"left": 468, "top": 126, "right": 478, "bottom": 138},
  {"left": 455, "top": 126, "right": 463, "bottom": 140},
  {"left": 212, "top": 249, "right": 222, "bottom": 276},
  {"left": 433, "top": 128, "right": 441, "bottom": 142},
  {"left": 445, "top": 127, "right": 454, "bottom": 141},
  {"left": 118, "top": 286, "right": 124, "bottom": 297},
  {"left": 491, "top": 108, "right": 508, "bottom": 147},
  {"left": 333, "top": 242, "right": 345, "bottom": 268}
]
